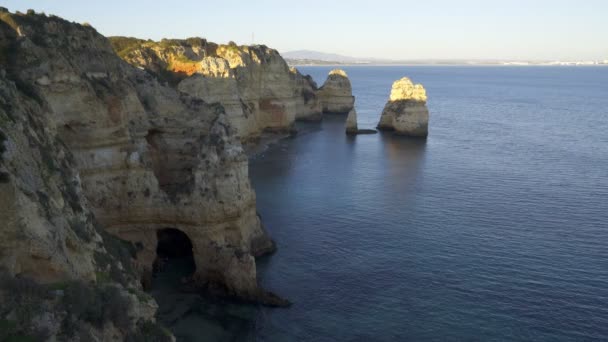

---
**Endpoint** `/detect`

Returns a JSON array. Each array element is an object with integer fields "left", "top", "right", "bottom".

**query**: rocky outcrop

[
  {"left": 110, "top": 37, "right": 322, "bottom": 139},
  {"left": 0, "top": 10, "right": 284, "bottom": 340},
  {"left": 317, "top": 69, "right": 355, "bottom": 114},
  {"left": 377, "top": 77, "right": 429, "bottom": 137},
  {"left": 344, "top": 108, "right": 377, "bottom": 135},
  {"left": 345, "top": 109, "right": 358, "bottom": 134},
  {"left": 291, "top": 67, "right": 322, "bottom": 121}
]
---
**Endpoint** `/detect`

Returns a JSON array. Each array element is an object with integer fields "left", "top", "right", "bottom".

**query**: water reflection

[{"left": 380, "top": 131, "right": 428, "bottom": 189}]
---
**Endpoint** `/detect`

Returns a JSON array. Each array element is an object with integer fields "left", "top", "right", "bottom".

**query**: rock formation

[
  {"left": 110, "top": 37, "right": 323, "bottom": 139},
  {"left": 0, "top": 9, "right": 285, "bottom": 340},
  {"left": 377, "top": 77, "right": 429, "bottom": 137},
  {"left": 291, "top": 67, "right": 322, "bottom": 121},
  {"left": 345, "top": 109, "right": 358, "bottom": 134},
  {"left": 317, "top": 69, "right": 355, "bottom": 114},
  {"left": 0, "top": 10, "right": 173, "bottom": 340},
  {"left": 344, "top": 108, "right": 378, "bottom": 135}
]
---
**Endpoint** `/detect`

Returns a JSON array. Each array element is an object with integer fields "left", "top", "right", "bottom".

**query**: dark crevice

[{"left": 153, "top": 228, "right": 195, "bottom": 278}]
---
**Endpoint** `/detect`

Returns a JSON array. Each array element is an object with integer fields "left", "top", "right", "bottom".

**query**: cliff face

[
  {"left": 291, "top": 67, "right": 322, "bottom": 121},
  {"left": 0, "top": 11, "right": 171, "bottom": 341},
  {"left": 110, "top": 38, "right": 324, "bottom": 139},
  {"left": 377, "top": 77, "right": 429, "bottom": 137},
  {"left": 0, "top": 9, "right": 282, "bottom": 338},
  {"left": 317, "top": 69, "right": 355, "bottom": 114}
]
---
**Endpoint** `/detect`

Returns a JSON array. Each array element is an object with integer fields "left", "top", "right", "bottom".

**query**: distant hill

[
  {"left": 281, "top": 50, "right": 608, "bottom": 66},
  {"left": 281, "top": 50, "right": 374, "bottom": 65}
]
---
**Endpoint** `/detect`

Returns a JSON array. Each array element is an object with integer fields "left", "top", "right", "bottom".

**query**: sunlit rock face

[
  {"left": 111, "top": 38, "right": 321, "bottom": 140},
  {"left": 317, "top": 69, "right": 355, "bottom": 114},
  {"left": 377, "top": 77, "right": 429, "bottom": 137},
  {"left": 0, "top": 10, "right": 279, "bottom": 310}
]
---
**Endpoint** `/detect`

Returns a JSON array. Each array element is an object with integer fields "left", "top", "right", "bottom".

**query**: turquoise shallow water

[{"left": 155, "top": 66, "right": 608, "bottom": 341}]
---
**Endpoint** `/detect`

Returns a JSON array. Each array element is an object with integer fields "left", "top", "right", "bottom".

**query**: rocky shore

[{"left": 0, "top": 7, "right": 429, "bottom": 341}]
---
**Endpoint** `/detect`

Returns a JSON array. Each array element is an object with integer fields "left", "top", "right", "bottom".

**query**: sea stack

[
  {"left": 345, "top": 108, "right": 378, "bottom": 135},
  {"left": 317, "top": 69, "right": 355, "bottom": 114},
  {"left": 377, "top": 77, "right": 429, "bottom": 137},
  {"left": 345, "top": 109, "right": 358, "bottom": 134}
]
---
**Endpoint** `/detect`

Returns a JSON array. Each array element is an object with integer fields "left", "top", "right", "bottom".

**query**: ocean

[{"left": 155, "top": 66, "right": 608, "bottom": 341}]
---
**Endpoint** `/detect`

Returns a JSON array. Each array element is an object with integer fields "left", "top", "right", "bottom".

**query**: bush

[
  {"left": 126, "top": 321, "right": 173, "bottom": 342},
  {"left": 62, "top": 282, "right": 132, "bottom": 330}
]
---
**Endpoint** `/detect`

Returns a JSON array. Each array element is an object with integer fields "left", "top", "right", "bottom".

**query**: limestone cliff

[
  {"left": 317, "top": 69, "right": 355, "bottom": 114},
  {"left": 0, "top": 10, "right": 173, "bottom": 340},
  {"left": 110, "top": 37, "right": 323, "bottom": 139},
  {"left": 0, "top": 9, "right": 283, "bottom": 338},
  {"left": 377, "top": 77, "right": 429, "bottom": 137}
]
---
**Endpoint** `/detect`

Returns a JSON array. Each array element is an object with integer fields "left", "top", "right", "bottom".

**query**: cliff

[
  {"left": 291, "top": 67, "right": 322, "bottom": 121},
  {"left": 317, "top": 69, "right": 355, "bottom": 114},
  {"left": 109, "top": 37, "right": 325, "bottom": 139},
  {"left": 0, "top": 9, "right": 283, "bottom": 340},
  {"left": 377, "top": 77, "right": 429, "bottom": 137}
]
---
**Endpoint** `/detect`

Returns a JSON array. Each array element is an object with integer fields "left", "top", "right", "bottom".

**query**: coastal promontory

[{"left": 0, "top": 9, "right": 287, "bottom": 341}]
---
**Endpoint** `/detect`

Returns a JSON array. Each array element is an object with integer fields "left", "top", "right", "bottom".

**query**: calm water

[
  {"left": 156, "top": 66, "right": 608, "bottom": 341},
  {"left": 251, "top": 66, "right": 608, "bottom": 341}
]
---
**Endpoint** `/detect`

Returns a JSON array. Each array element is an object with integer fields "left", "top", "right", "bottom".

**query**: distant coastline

[
  {"left": 287, "top": 59, "right": 608, "bottom": 67},
  {"left": 283, "top": 51, "right": 608, "bottom": 67}
]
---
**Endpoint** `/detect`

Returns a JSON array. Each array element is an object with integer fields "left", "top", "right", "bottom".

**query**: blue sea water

[
  {"left": 154, "top": 66, "right": 608, "bottom": 341},
  {"left": 249, "top": 66, "right": 608, "bottom": 341}
]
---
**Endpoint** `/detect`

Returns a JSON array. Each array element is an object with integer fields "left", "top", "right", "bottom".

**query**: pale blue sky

[{"left": 3, "top": 0, "right": 607, "bottom": 60}]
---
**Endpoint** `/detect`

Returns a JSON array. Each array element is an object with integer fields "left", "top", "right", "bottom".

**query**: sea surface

[{"left": 154, "top": 66, "right": 608, "bottom": 341}]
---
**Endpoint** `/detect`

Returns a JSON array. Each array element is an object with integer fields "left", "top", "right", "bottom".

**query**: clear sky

[{"left": 3, "top": 0, "right": 607, "bottom": 61}]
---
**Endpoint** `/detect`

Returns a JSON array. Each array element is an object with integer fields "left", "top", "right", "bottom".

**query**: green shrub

[
  {"left": 126, "top": 321, "right": 173, "bottom": 342},
  {"left": 62, "top": 282, "right": 132, "bottom": 330}
]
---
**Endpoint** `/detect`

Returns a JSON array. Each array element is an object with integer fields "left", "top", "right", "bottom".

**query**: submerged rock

[
  {"left": 377, "top": 77, "right": 429, "bottom": 137},
  {"left": 317, "top": 69, "right": 355, "bottom": 114}
]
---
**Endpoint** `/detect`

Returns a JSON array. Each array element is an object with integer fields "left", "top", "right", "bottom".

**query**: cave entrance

[{"left": 153, "top": 228, "right": 196, "bottom": 286}]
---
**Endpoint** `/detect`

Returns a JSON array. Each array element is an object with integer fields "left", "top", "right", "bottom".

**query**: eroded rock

[
  {"left": 110, "top": 38, "right": 323, "bottom": 140},
  {"left": 377, "top": 77, "right": 429, "bottom": 137},
  {"left": 0, "top": 9, "right": 281, "bottom": 323},
  {"left": 317, "top": 69, "right": 355, "bottom": 114}
]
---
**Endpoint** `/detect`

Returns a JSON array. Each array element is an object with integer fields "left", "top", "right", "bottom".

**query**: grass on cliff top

[
  {"left": 108, "top": 36, "right": 150, "bottom": 58},
  {"left": 109, "top": 36, "right": 210, "bottom": 59}
]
